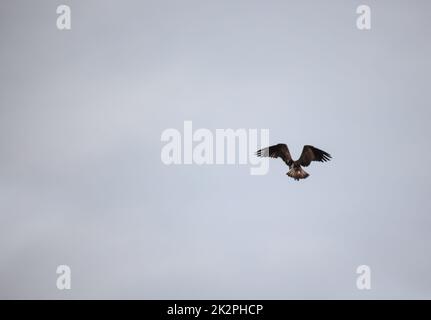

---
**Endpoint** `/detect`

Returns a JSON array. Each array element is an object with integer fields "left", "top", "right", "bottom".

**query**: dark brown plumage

[{"left": 256, "top": 144, "right": 331, "bottom": 180}]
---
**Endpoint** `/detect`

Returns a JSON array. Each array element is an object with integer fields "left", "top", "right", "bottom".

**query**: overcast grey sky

[{"left": 1, "top": 0, "right": 430, "bottom": 299}]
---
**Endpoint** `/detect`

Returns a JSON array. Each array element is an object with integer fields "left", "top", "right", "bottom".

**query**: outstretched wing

[
  {"left": 256, "top": 143, "right": 293, "bottom": 166},
  {"left": 298, "top": 145, "right": 331, "bottom": 167}
]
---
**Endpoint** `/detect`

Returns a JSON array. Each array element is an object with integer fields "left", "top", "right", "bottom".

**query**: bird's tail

[{"left": 287, "top": 167, "right": 309, "bottom": 180}]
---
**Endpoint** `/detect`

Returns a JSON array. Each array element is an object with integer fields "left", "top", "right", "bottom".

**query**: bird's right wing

[{"left": 255, "top": 144, "right": 293, "bottom": 166}]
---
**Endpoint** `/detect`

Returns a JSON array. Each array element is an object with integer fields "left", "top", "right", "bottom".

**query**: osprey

[{"left": 256, "top": 144, "right": 332, "bottom": 180}]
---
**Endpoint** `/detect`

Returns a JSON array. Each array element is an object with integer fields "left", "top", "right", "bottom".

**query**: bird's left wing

[{"left": 298, "top": 145, "right": 331, "bottom": 167}]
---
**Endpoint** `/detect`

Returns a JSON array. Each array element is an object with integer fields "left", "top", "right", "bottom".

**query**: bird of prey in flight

[{"left": 256, "top": 144, "right": 332, "bottom": 180}]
